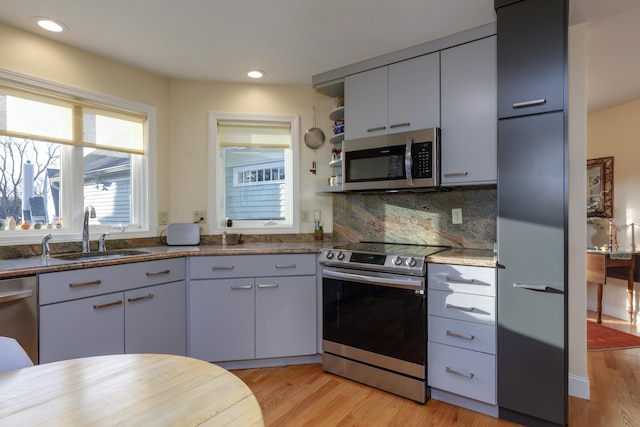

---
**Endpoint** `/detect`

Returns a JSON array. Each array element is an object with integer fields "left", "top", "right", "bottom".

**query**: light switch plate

[{"left": 452, "top": 208, "right": 463, "bottom": 224}]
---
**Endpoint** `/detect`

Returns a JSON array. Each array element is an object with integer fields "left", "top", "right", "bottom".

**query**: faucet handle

[
  {"left": 98, "top": 233, "right": 110, "bottom": 252},
  {"left": 42, "top": 233, "right": 53, "bottom": 259}
]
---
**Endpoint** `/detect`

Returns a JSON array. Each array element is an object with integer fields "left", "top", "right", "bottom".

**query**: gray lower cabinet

[
  {"left": 39, "top": 259, "right": 186, "bottom": 363},
  {"left": 188, "top": 254, "right": 317, "bottom": 363},
  {"left": 427, "top": 264, "right": 497, "bottom": 416}
]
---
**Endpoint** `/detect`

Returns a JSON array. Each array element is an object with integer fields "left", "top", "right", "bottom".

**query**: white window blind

[
  {"left": 0, "top": 84, "right": 145, "bottom": 154},
  {"left": 217, "top": 121, "right": 291, "bottom": 148}
]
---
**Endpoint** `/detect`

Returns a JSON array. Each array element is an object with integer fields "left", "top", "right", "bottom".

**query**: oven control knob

[
  {"left": 406, "top": 257, "right": 417, "bottom": 267},
  {"left": 393, "top": 256, "right": 403, "bottom": 265},
  {"left": 325, "top": 250, "right": 334, "bottom": 259},
  {"left": 336, "top": 251, "right": 345, "bottom": 260}
]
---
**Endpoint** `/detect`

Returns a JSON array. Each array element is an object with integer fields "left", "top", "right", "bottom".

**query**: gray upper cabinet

[
  {"left": 345, "top": 53, "right": 440, "bottom": 140},
  {"left": 441, "top": 36, "right": 497, "bottom": 186},
  {"left": 496, "top": 0, "right": 566, "bottom": 118}
]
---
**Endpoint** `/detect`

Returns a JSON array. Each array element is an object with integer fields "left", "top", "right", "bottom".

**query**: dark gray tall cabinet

[{"left": 495, "top": 0, "right": 568, "bottom": 426}]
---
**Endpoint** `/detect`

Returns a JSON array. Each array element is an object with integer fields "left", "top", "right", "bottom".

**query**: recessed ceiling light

[
  {"left": 33, "top": 17, "right": 68, "bottom": 33},
  {"left": 247, "top": 70, "right": 265, "bottom": 79}
]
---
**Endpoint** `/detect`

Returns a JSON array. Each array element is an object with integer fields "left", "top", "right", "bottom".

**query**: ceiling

[{"left": 0, "top": 0, "right": 638, "bottom": 113}]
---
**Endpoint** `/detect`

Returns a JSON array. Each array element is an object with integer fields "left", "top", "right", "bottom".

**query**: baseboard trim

[{"left": 569, "top": 373, "right": 590, "bottom": 400}]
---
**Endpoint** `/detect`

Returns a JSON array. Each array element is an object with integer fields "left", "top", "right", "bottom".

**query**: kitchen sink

[{"left": 53, "top": 249, "right": 150, "bottom": 261}]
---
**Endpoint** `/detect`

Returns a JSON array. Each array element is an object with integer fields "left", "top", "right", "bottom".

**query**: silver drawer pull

[
  {"left": 366, "top": 126, "right": 386, "bottom": 132},
  {"left": 128, "top": 294, "right": 154, "bottom": 303},
  {"left": 69, "top": 280, "right": 102, "bottom": 288},
  {"left": 146, "top": 269, "right": 170, "bottom": 277},
  {"left": 389, "top": 122, "right": 410, "bottom": 129},
  {"left": 212, "top": 266, "right": 235, "bottom": 271},
  {"left": 230, "top": 285, "right": 252, "bottom": 290},
  {"left": 512, "top": 99, "right": 547, "bottom": 109},
  {"left": 258, "top": 284, "right": 279, "bottom": 289},
  {"left": 446, "top": 303, "right": 476, "bottom": 313},
  {"left": 93, "top": 300, "right": 123, "bottom": 310},
  {"left": 443, "top": 172, "right": 469, "bottom": 177},
  {"left": 275, "top": 264, "right": 296, "bottom": 269},
  {"left": 446, "top": 366, "right": 474, "bottom": 379},
  {"left": 445, "top": 276, "right": 475, "bottom": 284},
  {"left": 446, "top": 330, "right": 475, "bottom": 341}
]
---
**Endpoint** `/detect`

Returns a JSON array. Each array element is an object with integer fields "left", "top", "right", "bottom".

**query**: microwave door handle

[{"left": 405, "top": 136, "right": 413, "bottom": 185}]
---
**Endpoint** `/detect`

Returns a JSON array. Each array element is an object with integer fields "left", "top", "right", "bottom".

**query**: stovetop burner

[{"left": 319, "top": 241, "right": 450, "bottom": 276}]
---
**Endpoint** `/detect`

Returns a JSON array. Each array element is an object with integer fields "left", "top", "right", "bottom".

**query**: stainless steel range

[{"left": 319, "top": 242, "right": 449, "bottom": 403}]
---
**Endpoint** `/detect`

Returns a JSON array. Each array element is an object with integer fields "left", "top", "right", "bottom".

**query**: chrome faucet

[
  {"left": 41, "top": 233, "right": 53, "bottom": 259},
  {"left": 98, "top": 232, "right": 109, "bottom": 252},
  {"left": 82, "top": 205, "right": 96, "bottom": 253}
]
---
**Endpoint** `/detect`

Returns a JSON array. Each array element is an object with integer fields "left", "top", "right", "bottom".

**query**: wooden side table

[{"left": 586, "top": 251, "right": 636, "bottom": 323}]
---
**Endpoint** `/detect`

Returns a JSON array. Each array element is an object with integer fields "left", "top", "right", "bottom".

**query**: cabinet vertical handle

[
  {"left": 446, "top": 366, "right": 474, "bottom": 379},
  {"left": 127, "top": 294, "right": 154, "bottom": 303},
  {"left": 258, "top": 284, "right": 279, "bottom": 289},
  {"left": 512, "top": 99, "right": 547, "bottom": 109},
  {"left": 366, "top": 126, "right": 386, "bottom": 132},
  {"left": 93, "top": 300, "right": 123, "bottom": 310},
  {"left": 445, "top": 303, "right": 476, "bottom": 313},
  {"left": 389, "top": 122, "right": 410, "bottom": 129},
  {"left": 446, "top": 330, "right": 475, "bottom": 341},
  {"left": 230, "top": 284, "right": 252, "bottom": 290},
  {"left": 146, "top": 269, "right": 170, "bottom": 277},
  {"left": 69, "top": 280, "right": 102, "bottom": 288},
  {"left": 275, "top": 264, "right": 296, "bottom": 269}
]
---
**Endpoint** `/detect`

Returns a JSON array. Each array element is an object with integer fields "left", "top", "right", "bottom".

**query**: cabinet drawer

[
  {"left": 190, "top": 254, "right": 316, "bottom": 279},
  {"left": 428, "top": 316, "right": 495, "bottom": 354},
  {"left": 428, "top": 342, "right": 496, "bottom": 404},
  {"left": 39, "top": 258, "right": 186, "bottom": 305},
  {"left": 428, "top": 264, "right": 496, "bottom": 296},
  {"left": 428, "top": 289, "right": 495, "bottom": 325}
]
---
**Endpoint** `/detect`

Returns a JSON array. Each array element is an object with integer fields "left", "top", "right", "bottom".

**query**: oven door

[{"left": 322, "top": 267, "right": 426, "bottom": 370}]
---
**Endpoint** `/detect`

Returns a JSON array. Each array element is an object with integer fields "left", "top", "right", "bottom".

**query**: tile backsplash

[{"left": 333, "top": 188, "right": 496, "bottom": 249}]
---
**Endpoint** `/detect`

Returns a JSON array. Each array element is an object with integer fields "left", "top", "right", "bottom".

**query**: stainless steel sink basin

[{"left": 53, "top": 249, "right": 150, "bottom": 261}]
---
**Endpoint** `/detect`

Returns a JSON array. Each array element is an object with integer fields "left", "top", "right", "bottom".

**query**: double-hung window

[
  {"left": 209, "top": 113, "right": 299, "bottom": 233},
  {"left": 0, "top": 70, "right": 154, "bottom": 243}
]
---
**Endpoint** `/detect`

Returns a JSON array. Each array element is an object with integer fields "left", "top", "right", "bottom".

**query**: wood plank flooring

[{"left": 234, "top": 311, "right": 640, "bottom": 426}]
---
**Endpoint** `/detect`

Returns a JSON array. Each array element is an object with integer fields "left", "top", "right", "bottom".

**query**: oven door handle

[{"left": 322, "top": 268, "right": 424, "bottom": 290}]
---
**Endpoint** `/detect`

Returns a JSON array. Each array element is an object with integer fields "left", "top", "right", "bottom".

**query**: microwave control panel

[{"left": 411, "top": 141, "right": 433, "bottom": 179}]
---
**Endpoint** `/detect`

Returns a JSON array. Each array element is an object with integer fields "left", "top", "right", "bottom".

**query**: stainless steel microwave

[{"left": 342, "top": 127, "right": 440, "bottom": 191}]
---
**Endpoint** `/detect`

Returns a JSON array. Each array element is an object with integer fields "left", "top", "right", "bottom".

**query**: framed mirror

[{"left": 587, "top": 156, "right": 614, "bottom": 218}]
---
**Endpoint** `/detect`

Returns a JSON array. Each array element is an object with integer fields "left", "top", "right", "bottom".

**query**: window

[
  {"left": 209, "top": 113, "right": 299, "bottom": 233},
  {"left": 0, "top": 70, "right": 154, "bottom": 243}
]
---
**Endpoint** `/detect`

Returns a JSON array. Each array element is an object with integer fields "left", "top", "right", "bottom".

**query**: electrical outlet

[
  {"left": 313, "top": 210, "right": 321, "bottom": 222},
  {"left": 158, "top": 211, "right": 169, "bottom": 225},
  {"left": 193, "top": 210, "right": 207, "bottom": 224},
  {"left": 301, "top": 209, "right": 310, "bottom": 223},
  {"left": 452, "top": 208, "right": 463, "bottom": 224}
]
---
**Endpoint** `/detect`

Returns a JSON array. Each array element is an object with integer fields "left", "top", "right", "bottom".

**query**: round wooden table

[{"left": 0, "top": 353, "right": 264, "bottom": 426}]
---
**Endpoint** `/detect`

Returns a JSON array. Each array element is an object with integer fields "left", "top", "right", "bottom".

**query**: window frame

[
  {"left": 208, "top": 112, "right": 300, "bottom": 234},
  {"left": 0, "top": 68, "right": 156, "bottom": 245}
]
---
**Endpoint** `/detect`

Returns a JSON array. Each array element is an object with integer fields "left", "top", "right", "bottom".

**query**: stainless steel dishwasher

[{"left": 0, "top": 276, "right": 38, "bottom": 364}]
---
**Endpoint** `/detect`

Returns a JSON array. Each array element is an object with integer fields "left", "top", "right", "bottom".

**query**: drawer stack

[{"left": 427, "top": 263, "right": 497, "bottom": 415}]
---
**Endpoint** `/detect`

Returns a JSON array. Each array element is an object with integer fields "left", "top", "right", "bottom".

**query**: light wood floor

[{"left": 234, "top": 312, "right": 640, "bottom": 426}]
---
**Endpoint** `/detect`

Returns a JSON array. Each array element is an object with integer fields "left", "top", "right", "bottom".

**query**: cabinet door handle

[
  {"left": 146, "top": 269, "right": 170, "bottom": 277},
  {"left": 275, "top": 264, "right": 296, "bottom": 269},
  {"left": 69, "top": 280, "right": 102, "bottom": 288},
  {"left": 212, "top": 266, "right": 235, "bottom": 271},
  {"left": 258, "top": 283, "right": 279, "bottom": 289},
  {"left": 389, "top": 122, "right": 410, "bottom": 129},
  {"left": 512, "top": 99, "right": 547, "bottom": 109},
  {"left": 230, "top": 284, "right": 252, "bottom": 290},
  {"left": 443, "top": 172, "right": 469, "bottom": 177},
  {"left": 446, "top": 330, "right": 475, "bottom": 341},
  {"left": 445, "top": 276, "right": 475, "bottom": 284},
  {"left": 445, "top": 303, "right": 476, "bottom": 313},
  {"left": 127, "top": 294, "right": 154, "bottom": 303},
  {"left": 366, "top": 126, "right": 386, "bottom": 132},
  {"left": 93, "top": 300, "right": 123, "bottom": 310},
  {"left": 446, "top": 366, "right": 474, "bottom": 379}
]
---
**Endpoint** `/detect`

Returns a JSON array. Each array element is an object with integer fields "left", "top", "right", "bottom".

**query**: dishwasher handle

[{"left": 0, "top": 289, "right": 34, "bottom": 304}]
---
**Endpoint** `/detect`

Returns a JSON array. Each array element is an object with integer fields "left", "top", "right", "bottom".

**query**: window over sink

[{"left": 0, "top": 70, "right": 155, "bottom": 243}]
